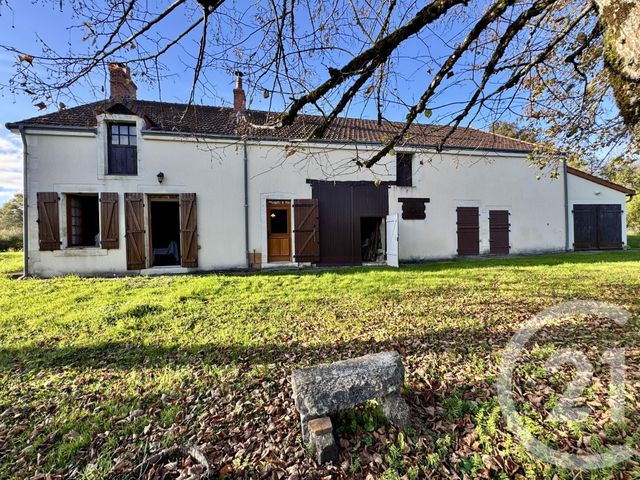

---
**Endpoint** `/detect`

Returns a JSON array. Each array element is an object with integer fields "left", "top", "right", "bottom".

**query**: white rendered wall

[
  {"left": 387, "top": 151, "right": 566, "bottom": 260},
  {"left": 19, "top": 114, "right": 570, "bottom": 275}
]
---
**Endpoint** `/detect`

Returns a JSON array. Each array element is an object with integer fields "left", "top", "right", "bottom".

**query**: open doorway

[
  {"left": 149, "top": 196, "right": 181, "bottom": 266},
  {"left": 361, "top": 217, "right": 385, "bottom": 263}
]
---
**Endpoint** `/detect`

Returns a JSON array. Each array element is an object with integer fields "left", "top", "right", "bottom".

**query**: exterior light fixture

[
  {"left": 157, "top": 172, "right": 165, "bottom": 184},
  {"left": 270, "top": 212, "right": 276, "bottom": 218}
]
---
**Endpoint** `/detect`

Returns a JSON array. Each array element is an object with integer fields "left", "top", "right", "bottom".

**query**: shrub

[{"left": 0, "top": 227, "right": 23, "bottom": 251}]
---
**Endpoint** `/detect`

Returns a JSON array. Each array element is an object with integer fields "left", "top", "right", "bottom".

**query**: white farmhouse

[{"left": 6, "top": 64, "right": 635, "bottom": 277}]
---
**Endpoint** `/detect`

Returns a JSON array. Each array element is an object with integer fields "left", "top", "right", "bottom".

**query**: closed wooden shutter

[
  {"left": 456, "top": 207, "right": 480, "bottom": 256},
  {"left": 124, "top": 193, "right": 145, "bottom": 269},
  {"left": 489, "top": 210, "right": 510, "bottom": 254},
  {"left": 293, "top": 199, "right": 320, "bottom": 262},
  {"left": 100, "top": 193, "right": 119, "bottom": 249},
  {"left": 179, "top": 193, "right": 198, "bottom": 268},
  {"left": 37, "top": 192, "right": 61, "bottom": 251}
]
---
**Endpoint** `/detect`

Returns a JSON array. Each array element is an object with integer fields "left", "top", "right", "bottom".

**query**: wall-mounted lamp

[
  {"left": 270, "top": 212, "right": 276, "bottom": 218},
  {"left": 157, "top": 172, "right": 165, "bottom": 184}
]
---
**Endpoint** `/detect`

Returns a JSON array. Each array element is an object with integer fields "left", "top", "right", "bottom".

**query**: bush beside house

[{"left": 0, "top": 193, "right": 23, "bottom": 251}]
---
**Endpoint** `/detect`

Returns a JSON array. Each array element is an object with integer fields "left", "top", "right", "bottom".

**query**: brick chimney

[
  {"left": 233, "top": 71, "right": 246, "bottom": 113},
  {"left": 109, "top": 63, "right": 137, "bottom": 100}
]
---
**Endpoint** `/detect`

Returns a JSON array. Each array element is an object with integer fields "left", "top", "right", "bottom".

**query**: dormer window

[{"left": 108, "top": 123, "right": 137, "bottom": 175}]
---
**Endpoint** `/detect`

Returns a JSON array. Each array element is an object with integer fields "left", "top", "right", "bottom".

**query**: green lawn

[
  {"left": 629, "top": 234, "right": 640, "bottom": 249},
  {"left": 0, "top": 251, "right": 22, "bottom": 274},
  {"left": 1, "top": 251, "right": 640, "bottom": 479}
]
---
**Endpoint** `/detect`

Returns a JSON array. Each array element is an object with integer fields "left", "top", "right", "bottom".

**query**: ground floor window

[{"left": 66, "top": 194, "right": 100, "bottom": 247}]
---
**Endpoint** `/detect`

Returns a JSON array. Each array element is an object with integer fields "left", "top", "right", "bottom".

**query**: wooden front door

[{"left": 267, "top": 201, "right": 292, "bottom": 262}]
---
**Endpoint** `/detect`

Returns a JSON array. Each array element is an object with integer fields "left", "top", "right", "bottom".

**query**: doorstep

[{"left": 140, "top": 266, "right": 191, "bottom": 276}]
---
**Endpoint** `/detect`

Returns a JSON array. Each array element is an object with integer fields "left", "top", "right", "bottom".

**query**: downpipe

[
  {"left": 18, "top": 125, "right": 29, "bottom": 277},
  {"left": 563, "top": 158, "right": 570, "bottom": 252},
  {"left": 243, "top": 139, "right": 249, "bottom": 268}
]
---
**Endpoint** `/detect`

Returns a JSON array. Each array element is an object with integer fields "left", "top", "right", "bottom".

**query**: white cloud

[{"left": 0, "top": 134, "right": 23, "bottom": 205}]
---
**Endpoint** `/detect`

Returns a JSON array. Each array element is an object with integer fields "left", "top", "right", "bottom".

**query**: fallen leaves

[{"left": 0, "top": 254, "right": 639, "bottom": 478}]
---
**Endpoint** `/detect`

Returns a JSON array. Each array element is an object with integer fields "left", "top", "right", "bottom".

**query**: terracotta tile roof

[
  {"left": 6, "top": 99, "right": 536, "bottom": 153},
  {"left": 567, "top": 166, "right": 635, "bottom": 195}
]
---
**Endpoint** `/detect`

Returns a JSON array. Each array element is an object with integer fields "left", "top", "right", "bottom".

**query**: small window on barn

[
  {"left": 67, "top": 194, "right": 100, "bottom": 247},
  {"left": 107, "top": 123, "right": 138, "bottom": 175},
  {"left": 396, "top": 153, "right": 413, "bottom": 187}
]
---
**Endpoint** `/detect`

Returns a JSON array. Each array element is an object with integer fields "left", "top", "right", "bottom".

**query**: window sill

[
  {"left": 104, "top": 174, "right": 139, "bottom": 178},
  {"left": 54, "top": 248, "right": 109, "bottom": 257}
]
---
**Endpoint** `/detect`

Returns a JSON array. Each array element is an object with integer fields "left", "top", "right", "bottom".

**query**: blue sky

[
  {"left": 0, "top": 2, "right": 488, "bottom": 206},
  {"left": 0, "top": 1, "right": 615, "bottom": 205}
]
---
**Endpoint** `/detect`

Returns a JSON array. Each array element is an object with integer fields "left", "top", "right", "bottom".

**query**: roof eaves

[
  {"left": 5, "top": 122, "right": 97, "bottom": 133},
  {"left": 567, "top": 166, "right": 635, "bottom": 196}
]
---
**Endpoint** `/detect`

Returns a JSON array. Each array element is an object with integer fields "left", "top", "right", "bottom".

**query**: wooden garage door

[
  {"left": 457, "top": 207, "right": 480, "bottom": 256},
  {"left": 489, "top": 210, "right": 510, "bottom": 255},
  {"left": 574, "top": 204, "right": 622, "bottom": 250}
]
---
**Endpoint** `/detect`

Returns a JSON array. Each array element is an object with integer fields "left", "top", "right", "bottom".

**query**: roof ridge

[{"left": 6, "top": 97, "right": 536, "bottom": 153}]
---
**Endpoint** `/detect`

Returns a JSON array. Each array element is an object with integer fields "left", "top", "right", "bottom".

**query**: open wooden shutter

[
  {"left": 456, "top": 207, "right": 480, "bottom": 256},
  {"left": 179, "top": 193, "right": 198, "bottom": 268},
  {"left": 489, "top": 210, "right": 510, "bottom": 254},
  {"left": 100, "top": 193, "right": 119, "bottom": 249},
  {"left": 124, "top": 193, "right": 145, "bottom": 269},
  {"left": 37, "top": 192, "right": 60, "bottom": 251},
  {"left": 293, "top": 199, "right": 320, "bottom": 263}
]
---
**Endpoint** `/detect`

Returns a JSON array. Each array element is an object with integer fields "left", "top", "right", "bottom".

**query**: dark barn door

[
  {"left": 489, "top": 210, "right": 510, "bottom": 255},
  {"left": 573, "top": 204, "right": 623, "bottom": 250},
  {"left": 457, "top": 207, "right": 480, "bottom": 256},
  {"left": 311, "top": 181, "right": 389, "bottom": 265}
]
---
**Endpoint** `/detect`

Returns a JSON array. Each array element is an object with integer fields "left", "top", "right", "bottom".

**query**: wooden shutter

[
  {"left": 399, "top": 197, "right": 430, "bottom": 220},
  {"left": 293, "top": 199, "right": 320, "bottom": 263},
  {"left": 100, "top": 193, "right": 119, "bottom": 249},
  {"left": 179, "top": 193, "right": 198, "bottom": 268},
  {"left": 489, "top": 210, "right": 510, "bottom": 254},
  {"left": 124, "top": 193, "right": 145, "bottom": 269},
  {"left": 456, "top": 207, "right": 480, "bottom": 255},
  {"left": 37, "top": 192, "right": 60, "bottom": 251}
]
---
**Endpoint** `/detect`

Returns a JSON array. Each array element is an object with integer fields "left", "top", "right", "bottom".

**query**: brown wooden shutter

[
  {"left": 179, "top": 193, "right": 198, "bottom": 268},
  {"left": 100, "top": 193, "right": 119, "bottom": 249},
  {"left": 293, "top": 199, "right": 320, "bottom": 263},
  {"left": 124, "top": 193, "right": 146, "bottom": 270},
  {"left": 37, "top": 192, "right": 61, "bottom": 251},
  {"left": 489, "top": 210, "right": 510, "bottom": 254},
  {"left": 456, "top": 207, "right": 480, "bottom": 256}
]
